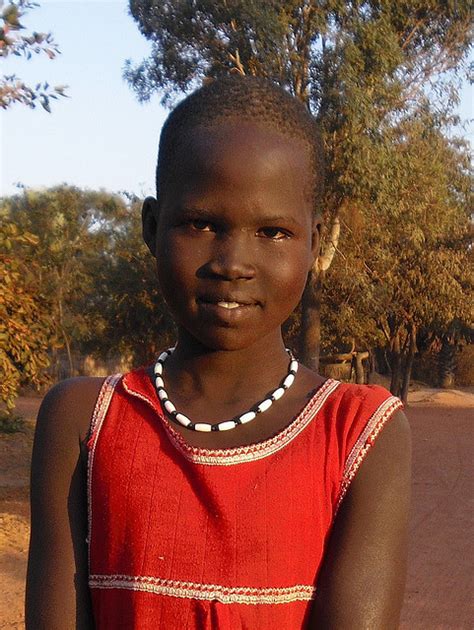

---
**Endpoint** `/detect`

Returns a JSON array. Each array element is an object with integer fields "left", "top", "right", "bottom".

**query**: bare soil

[{"left": 1, "top": 389, "right": 473, "bottom": 629}]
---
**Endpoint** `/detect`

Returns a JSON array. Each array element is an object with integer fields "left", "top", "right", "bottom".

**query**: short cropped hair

[{"left": 156, "top": 75, "right": 324, "bottom": 213}]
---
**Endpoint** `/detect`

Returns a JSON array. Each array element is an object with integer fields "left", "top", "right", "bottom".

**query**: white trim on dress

[
  {"left": 88, "top": 574, "right": 316, "bottom": 604},
  {"left": 335, "top": 395, "right": 403, "bottom": 511},
  {"left": 86, "top": 374, "right": 122, "bottom": 569},
  {"left": 121, "top": 377, "right": 340, "bottom": 466}
]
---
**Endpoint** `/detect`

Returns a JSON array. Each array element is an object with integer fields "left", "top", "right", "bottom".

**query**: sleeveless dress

[{"left": 87, "top": 367, "right": 402, "bottom": 629}]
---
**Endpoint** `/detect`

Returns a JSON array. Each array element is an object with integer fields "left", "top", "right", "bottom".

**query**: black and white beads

[{"left": 153, "top": 348, "right": 298, "bottom": 432}]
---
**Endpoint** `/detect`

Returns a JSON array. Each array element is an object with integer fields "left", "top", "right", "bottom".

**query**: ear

[
  {"left": 142, "top": 196, "right": 160, "bottom": 258},
  {"left": 309, "top": 213, "right": 322, "bottom": 271}
]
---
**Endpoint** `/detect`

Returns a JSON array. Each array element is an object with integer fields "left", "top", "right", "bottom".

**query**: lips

[{"left": 197, "top": 296, "right": 258, "bottom": 308}]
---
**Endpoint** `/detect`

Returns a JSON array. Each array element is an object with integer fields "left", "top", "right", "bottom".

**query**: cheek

[{"left": 265, "top": 249, "right": 310, "bottom": 305}]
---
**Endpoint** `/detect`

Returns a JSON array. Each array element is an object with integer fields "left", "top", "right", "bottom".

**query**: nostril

[{"left": 197, "top": 244, "right": 256, "bottom": 280}]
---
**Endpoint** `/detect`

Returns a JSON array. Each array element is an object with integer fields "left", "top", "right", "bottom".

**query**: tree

[
  {"left": 124, "top": 0, "right": 472, "bottom": 374},
  {"left": 0, "top": 219, "right": 52, "bottom": 411},
  {"left": 81, "top": 198, "right": 176, "bottom": 367},
  {"left": 2, "top": 186, "right": 175, "bottom": 376},
  {"left": 321, "top": 111, "right": 473, "bottom": 401},
  {"left": 1, "top": 186, "right": 129, "bottom": 376},
  {"left": 1, "top": 0, "right": 67, "bottom": 110}
]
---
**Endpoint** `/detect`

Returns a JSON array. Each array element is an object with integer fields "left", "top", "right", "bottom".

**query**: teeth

[{"left": 217, "top": 301, "right": 241, "bottom": 309}]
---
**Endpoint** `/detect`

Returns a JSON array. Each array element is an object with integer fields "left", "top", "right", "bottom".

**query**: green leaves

[{"left": 0, "top": 0, "right": 67, "bottom": 110}]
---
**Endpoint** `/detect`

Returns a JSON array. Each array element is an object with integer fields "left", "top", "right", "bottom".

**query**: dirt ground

[{"left": 1, "top": 389, "right": 473, "bottom": 629}]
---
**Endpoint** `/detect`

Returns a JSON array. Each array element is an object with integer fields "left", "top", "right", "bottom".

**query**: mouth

[{"left": 197, "top": 297, "right": 257, "bottom": 309}]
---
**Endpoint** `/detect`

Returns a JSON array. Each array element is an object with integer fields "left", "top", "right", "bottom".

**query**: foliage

[
  {"left": 0, "top": 410, "right": 25, "bottom": 433},
  {"left": 322, "top": 112, "right": 473, "bottom": 398},
  {"left": 81, "top": 199, "right": 176, "bottom": 366},
  {"left": 0, "top": 219, "right": 52, "bottom": 410},
  {"left": 1, "top": 0, "right": 67, "bottom": 110},
  {"left": 2, "top": 186, "right": 175, "bottom": 377},
  {"left": 1, "top": 186, "right": 130, "bottom": 376}
]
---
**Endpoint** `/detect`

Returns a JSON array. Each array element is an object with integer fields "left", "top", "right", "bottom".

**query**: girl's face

[{"left": 144, "top": 121, "right": 320, "bottom": 352}]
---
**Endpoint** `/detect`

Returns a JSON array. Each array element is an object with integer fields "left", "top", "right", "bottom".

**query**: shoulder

[{"left": 38, "top": 376, "right": 108, "bottom": 444}]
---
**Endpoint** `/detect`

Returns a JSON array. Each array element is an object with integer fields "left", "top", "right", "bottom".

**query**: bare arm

[
  {"left": 25, "top": 377, "right": 104, "bottom": 630},
  {"left": 310, "top": 410, "right": 412, "bottom": 629}
]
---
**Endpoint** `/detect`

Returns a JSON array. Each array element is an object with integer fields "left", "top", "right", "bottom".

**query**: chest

[{"left": 88, "top": 400, "right": 337, "bottom": 588}]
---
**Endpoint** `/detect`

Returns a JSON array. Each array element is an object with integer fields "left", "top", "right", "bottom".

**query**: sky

[
  {"left": 1, "top": 1, "right": 472, "bottom": 198},
  {"left": 1, "top": 0, "right": 167, "bottom": 197}
]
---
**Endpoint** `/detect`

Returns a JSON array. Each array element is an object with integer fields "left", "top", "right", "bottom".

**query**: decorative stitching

[
  {"left": 87, "top": 374, "right": 122, "bottom": 569},
  {"left": 89, "top": 574, "right": 316, "bottom": 604},
  {"left": 122, "top": 377, "right": 340, "bottom": 466},
  {"left": 335, "top": 395, "right": 403, "bottom": 511}
]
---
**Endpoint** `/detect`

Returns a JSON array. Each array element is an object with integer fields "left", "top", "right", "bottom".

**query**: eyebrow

[{"left": 179, "top": 207, "right": 305, "bottom": 228}]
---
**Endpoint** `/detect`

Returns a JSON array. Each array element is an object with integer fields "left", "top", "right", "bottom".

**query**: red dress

[{"left": 87, "top": 368, "right": 402, "bottom": 629}]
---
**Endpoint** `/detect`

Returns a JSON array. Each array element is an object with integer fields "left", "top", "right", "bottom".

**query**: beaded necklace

[{"left": 153, "top": 348, "right": 299, "bottom": 432}]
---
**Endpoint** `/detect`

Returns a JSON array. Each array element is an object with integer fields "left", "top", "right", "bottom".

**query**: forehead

[{"left": 164, "top": 121, "right": 313, "bottom": 210}]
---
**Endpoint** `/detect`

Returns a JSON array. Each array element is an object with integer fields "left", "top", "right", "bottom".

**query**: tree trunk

[
  {"left": 400, "top": 325, "right": 417, "bottom": 404},
  {"left": 390, "top": 332, "right": 402, "bottom": 396},
  {"left": 354, "top": 351, "right": 369, "bottom": 384},
  {"left": 299, "top": 269, "right": 323, "bottom": 371},
  {"left": 439, "top": 336, "right": 457, "bottom": 388},
  {"left": 57, "top": 293, "right": 74, "bottom": 378}
]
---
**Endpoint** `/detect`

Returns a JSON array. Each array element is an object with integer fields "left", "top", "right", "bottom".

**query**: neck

[{"left": 163, "top": 330, "right": 290, "bottom": 404}]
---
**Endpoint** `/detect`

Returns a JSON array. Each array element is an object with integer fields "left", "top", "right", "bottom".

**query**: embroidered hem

[
  {"left": 122, "top": 377, "right": 340, "bottom": 466},
  {"left": 89, "top": 574, "right": 316, "bottom": 605}
]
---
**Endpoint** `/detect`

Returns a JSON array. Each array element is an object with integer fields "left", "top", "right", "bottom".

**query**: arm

[
  {"left": 310, "top": 410, "right": 412, "bottom": 629},
  {"left": 25, "top": 377, "right": 104, "bottom": 630}
]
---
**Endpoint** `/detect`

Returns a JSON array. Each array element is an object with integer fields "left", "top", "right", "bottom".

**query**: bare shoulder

[
  {"left": 38, "top": 376, "right": 106, "bottom": 443},
  {"left": 26, "top": 376, "right": 107, "bottom": 628}
]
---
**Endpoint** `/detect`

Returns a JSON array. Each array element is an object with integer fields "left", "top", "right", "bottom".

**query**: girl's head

[
  {"left": 143, "top": 76, "right": 324, "bottom": 352},
  {"left": 156, "top": 75, "right": 325, "bottom": 215}
]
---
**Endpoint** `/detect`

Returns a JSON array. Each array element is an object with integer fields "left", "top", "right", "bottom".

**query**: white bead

[
  {"left": 154, "top": 362, "right": 162, "bottom": 375},
  {"left": 217, "top": 420, "right": 236, "bottom": 431},
  {"left": 290, "top": 360, "right": 299, "bottom": 373},
  {"left": 155, "top": 376, "right": 164, "bottom": 389},
  {"left": 283, "top": 373, "right": 295, "bottom": 389},
  {"left": 194, "top": 423, "right": 213, "bottom": 432},
  {"left": 164, "top": 400, "right": 176, "bottom": 413},
  {"left": 158, "top": 352, "right": 168, "bottom": 362},
  {"left": 239, "top": 411, "right": 256, "bottom": 424},
  {"left": 175, "top": 413, "right": 191, "bottom": 427},
  {"left": 272, "top": 387, "right": 285, "bottom": 401},
  {"left": 158, "top": 389, "right": 168, "bottom": 400},
  {"left": 257, "top": 398, "right": 273, "bottom": 413}
]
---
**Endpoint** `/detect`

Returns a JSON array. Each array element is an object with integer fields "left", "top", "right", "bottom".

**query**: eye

[
  {"left": 257, "top": 227, "right": 290, "bottom": 240},
  {"left": 190, "top": 219, "right": 214, "bottom": 232}
]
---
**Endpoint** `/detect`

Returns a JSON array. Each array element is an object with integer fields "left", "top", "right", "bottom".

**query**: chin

[{"left": 184, "top": 326, "right": 270, "bottom": 353}]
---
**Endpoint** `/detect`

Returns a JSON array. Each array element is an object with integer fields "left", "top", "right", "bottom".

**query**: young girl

[{"left": 26, "top": 76, "right": 411, "bottom": 629}]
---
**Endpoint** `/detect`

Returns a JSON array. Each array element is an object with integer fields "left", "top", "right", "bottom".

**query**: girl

[{"left": 26, "top": 76, "right": 411, "bottom": 629}]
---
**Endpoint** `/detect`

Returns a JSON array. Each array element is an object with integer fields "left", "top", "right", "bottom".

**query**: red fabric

[{"left": 88, "top": 368, "right": 401, "bottom": 629}]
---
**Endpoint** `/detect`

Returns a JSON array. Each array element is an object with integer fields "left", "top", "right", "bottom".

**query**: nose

[{"left": 200, "top": 232, "right": 256, "bottom": 280}]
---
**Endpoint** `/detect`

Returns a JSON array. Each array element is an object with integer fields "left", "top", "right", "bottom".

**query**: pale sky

[{"left": 1, "top": 1, "right": 472, "bottom": 198}]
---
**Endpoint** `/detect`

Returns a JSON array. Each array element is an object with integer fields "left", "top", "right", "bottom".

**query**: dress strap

[
  {"left": 86, "top": 373, "right": 121, "bottom": 568},
  {"left": 87, "top": 374, "right": 122, "bottom": 449},
  {"left": 335, "top": 394, "right": 403, "bottom": 512}
]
